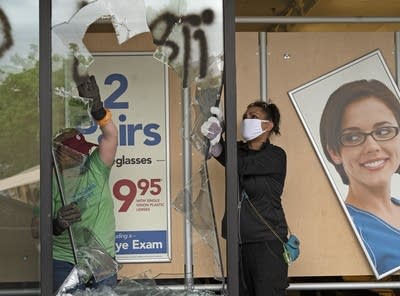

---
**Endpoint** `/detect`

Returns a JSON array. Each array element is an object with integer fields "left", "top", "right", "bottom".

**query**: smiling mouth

[{"left": 362, "top": 159, "right": 385, "bottom": 169}]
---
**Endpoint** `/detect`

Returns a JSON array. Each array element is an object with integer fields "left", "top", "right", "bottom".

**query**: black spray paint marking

[
  {"left": 0, "top": 8, "right": 13, "bottom": 58},
  {"left": 149, "top": 9, "right": 215, "bottom": 88}
]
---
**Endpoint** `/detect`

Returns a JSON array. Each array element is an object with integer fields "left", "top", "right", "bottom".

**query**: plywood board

[
  {"left": 84, "top": 31, "right": 397, "bottom": 279},
  {"left": 266, "top": 32, "right": 396, "bottom": 276}
]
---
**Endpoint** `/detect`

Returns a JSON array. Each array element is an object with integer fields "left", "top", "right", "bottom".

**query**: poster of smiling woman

[{"left": 288, "top": 49, "right": 400, "bottom": 279}]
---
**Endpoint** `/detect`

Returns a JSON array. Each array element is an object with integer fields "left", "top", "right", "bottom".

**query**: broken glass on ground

[{"left": 66, "top": 277, "right": 220, "bottom": 295}]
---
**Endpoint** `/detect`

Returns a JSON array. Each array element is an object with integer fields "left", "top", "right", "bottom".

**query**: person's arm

[
  {"left": 98, "top": 119, "right": 118, "bottom": 167},
  {"left": 77, "top": 75, "right": 118, "bottom": 167},
  {"left": 214, "top": 138, "right": 226, "bottom": 166}
]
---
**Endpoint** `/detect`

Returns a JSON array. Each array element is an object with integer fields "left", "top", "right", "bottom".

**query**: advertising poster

[
  {"left": 84, "top": 53, "right": 171, "bottom": 262},
  {"left": 288, "top": 49, "right": 400, "bottom": 279}
]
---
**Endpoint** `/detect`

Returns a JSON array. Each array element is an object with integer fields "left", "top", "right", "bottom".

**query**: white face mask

[{"left": 241, "top": 118, "right": 269, "bottom": 141}]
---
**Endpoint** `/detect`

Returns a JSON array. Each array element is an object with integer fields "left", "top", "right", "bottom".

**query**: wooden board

[
  {"left": 266, "top": 32, "right": 396, "bottom": 276},
  {"left": 83, "top": 31, "right": 397, "bottom": 278}
]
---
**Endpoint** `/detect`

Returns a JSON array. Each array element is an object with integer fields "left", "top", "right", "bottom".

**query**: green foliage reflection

[{"left": 0, "top": 45, "right": 67, "bottom": 179}]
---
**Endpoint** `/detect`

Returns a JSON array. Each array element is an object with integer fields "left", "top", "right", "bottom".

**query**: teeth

[{"left": 363, "top": 160, "right": 384, "bottom": 168}]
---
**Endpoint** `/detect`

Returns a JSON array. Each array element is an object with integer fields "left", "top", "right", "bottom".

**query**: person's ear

[
  {"left": 327, "top": 146, "right": 342, "bottom": 164},
  {"left": 263, "top": 120, "right": 274, "bottom": 132}
]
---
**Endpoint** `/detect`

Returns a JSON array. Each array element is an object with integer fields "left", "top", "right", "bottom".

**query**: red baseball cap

[{"left": 60, "top": 131, "right": 97, "bottom": 155}]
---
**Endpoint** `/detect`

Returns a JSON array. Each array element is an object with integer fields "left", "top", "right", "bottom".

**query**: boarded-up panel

[
  {"left": 267, "top": 32, "right": 396, "bottom": 276},
  {"left": 84, "top": 31, "right": 397, "bottom": 279}
]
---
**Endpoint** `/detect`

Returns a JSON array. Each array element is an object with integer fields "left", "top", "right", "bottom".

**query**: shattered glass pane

[
  {"left": 54, "top": 85, "right": 94, "bottom": 129},
  {"left": 52, "top": 0, "right": 149, "bottom": 74},
  {"left": 59, "top": 268, "right": 222, "bottom": 295},
  {"left": 191, "top": 85, "right": 223, "bottom": 156},
  {"left": 52, "top": 143, "right": 118, "bottom": 289},
  {"left": 52, "top": 1, "right": 99, "bottom": 70},
  {"left": 51, "top": 0, "right": 225, "bottom": 294},
  {"left": 146, "top": 0, "right": 224, "bottom": 88},
  {"left": 173, "top": 163, "right": 224, "bottom": 281},
  {"left": 56, "top": 266, "right": 80, "bottom": 295},
  {"left": 52, "top": 0, "right": 84, "bottom": 27},
  {"left": 147, "top": 0, "right": 226, "bottom": 289},
  {"left": 106, "top": 0, "right": 149, "bottom": 44},
  {"left": 74, "top": 227, "right": 120, "bottom": 283}
]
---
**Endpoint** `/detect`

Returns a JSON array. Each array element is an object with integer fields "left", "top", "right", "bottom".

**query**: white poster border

[
  {"left": 91, "top": 52, "right": 171, "bottom": 263},
  {"left": 288, "top": 49, "right": 400, "bottom": 279}
]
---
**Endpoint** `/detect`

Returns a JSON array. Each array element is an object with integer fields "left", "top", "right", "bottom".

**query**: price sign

[
  {"left": 85, "top": 53, "right": 171, "bottom": 263},
  {"left": 113, "top": 178, "right": 162, "bottom": 212}
]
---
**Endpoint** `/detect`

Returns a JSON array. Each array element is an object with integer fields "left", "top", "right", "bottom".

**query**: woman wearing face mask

[
  {"left": 320, "top": 79, "right": 400, "bottom": 277},
  {"left": 201, "top": 100, "right": 288, "bottom": 296}
]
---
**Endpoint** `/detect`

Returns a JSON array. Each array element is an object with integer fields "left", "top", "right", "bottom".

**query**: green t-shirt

[{"left": 52, "top": 149, "right": 115, "bottom": 264}]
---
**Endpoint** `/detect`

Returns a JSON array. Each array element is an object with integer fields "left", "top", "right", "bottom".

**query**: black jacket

[{"left": 216, "top": 140, "right": 288, "bottom": 243}]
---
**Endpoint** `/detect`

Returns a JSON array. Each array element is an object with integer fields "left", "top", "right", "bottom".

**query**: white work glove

[
  {"left": 210, "top": 106, "right": 224, "bottom": 127},
  {"left": 200, "top": 107, "right": 224, "bottom": 158}
]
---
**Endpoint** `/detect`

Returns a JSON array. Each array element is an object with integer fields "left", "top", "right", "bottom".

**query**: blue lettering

[
  {"left": 126, "top": 124, "right": 143, "bottom": 146},
  {"left": 144, "top": 124, "right": 161, "bottom": 146},
  {"left": 104, "top": 74, "right": 129, "bottom": 109},
  {"left": 119, "top": 114, "right": 127, "bottom": 146},
  {"left": 84, "top": 112, "right": 161, "bottom": 147}
]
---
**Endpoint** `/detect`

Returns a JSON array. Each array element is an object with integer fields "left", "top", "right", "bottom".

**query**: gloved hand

[
  {"left": 210, "top": 106, "right": 224, "bottom": 127},
  {"left": 201, "top": 107, "right": 224, "bottom": 144},
  {"left": 201, "top": 116, "right": 222, "bottom": 145},
  {"left": 77, "top": 75, "right": 107, "bottom": 121},
  {"left": 53, "top": 203, "right": 81, "bottom": 235},
  {"left": 209, "top": 142, "right": 223, "bottom": 158},
  {"left": 200, "top": 106, "right": 224, "bottom": 158}
]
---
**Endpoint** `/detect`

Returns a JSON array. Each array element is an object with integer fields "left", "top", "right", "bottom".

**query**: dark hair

[
  {"left": 320, "top": 79, "right": 400, "bottom": 185},
  {"left": 247, "top": 100, "right": 281, "bottom": 136}
]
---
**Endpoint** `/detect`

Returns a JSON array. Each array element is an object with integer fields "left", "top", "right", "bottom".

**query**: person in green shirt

[{"left": 52, "top": 75, "right": 118, "bottom": 292}]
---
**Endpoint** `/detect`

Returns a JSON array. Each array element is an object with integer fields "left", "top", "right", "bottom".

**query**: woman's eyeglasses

[{"left": 339, "top": 126, "right": 399, "bottom": 147}]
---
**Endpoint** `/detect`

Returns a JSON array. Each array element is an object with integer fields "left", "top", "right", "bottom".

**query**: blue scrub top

[{"left": 346, "top": 203, "right": 400, "bottom": 275}]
